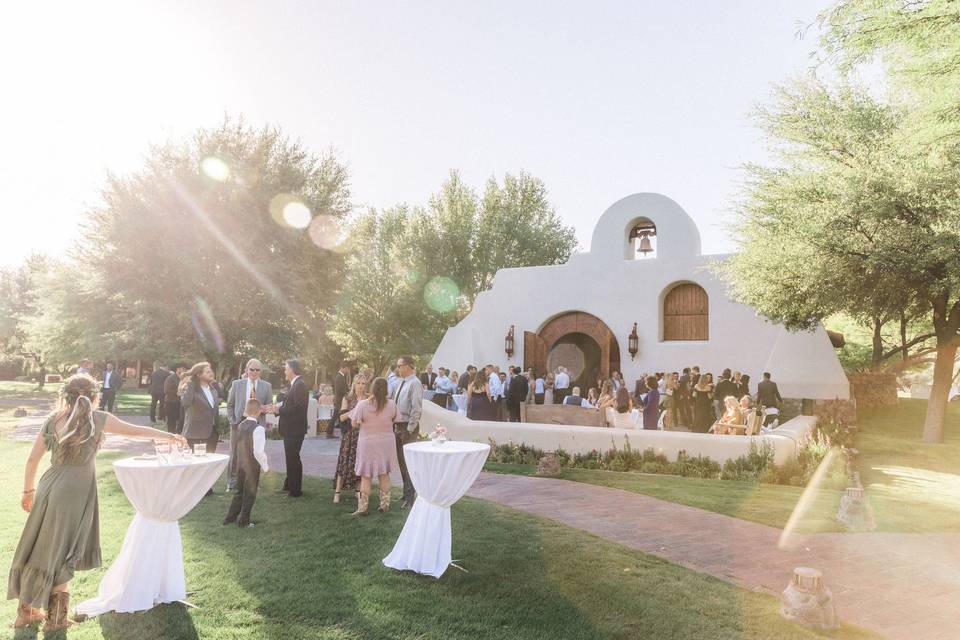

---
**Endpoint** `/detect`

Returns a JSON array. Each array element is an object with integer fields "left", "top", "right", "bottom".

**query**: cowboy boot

[
  {"left": 378, "top": 488, "right": 391, "bottom": 513},
  {"left": 43, "top": 591, "right": 74, "bottom": 632},
  {"left": 351, "top": 492, "right": 369, "bottom": 516},
  {"left": 13, "top": 601, "right": 44, "bottom": 628}
]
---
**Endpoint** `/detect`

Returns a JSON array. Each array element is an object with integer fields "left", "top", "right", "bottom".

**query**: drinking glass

[{"left": 194, "top": 442, "right": 207, "bottom": 457}]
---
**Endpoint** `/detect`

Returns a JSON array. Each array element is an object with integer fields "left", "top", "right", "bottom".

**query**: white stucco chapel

[{"left": 431, "top": 192, "right": 850, "bottom": 402}]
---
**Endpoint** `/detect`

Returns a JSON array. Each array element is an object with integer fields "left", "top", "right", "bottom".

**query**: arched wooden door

[
  {"left": 523, "top": 331, "right": 547, "bottom": 376},
  {"left": 532, "top": 312, "right": 621, "bottom": 379},
  {"left": 663, "top": 283, "right": 709, "bottom": 341}
]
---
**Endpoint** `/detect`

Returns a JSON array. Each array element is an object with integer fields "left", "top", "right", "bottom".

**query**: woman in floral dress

[{"left": 332, "top": 375, "right": 368, "bottom": 504}]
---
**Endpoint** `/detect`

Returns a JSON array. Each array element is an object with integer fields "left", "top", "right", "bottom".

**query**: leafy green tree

[
  {"left": 819, "top": 0, "right": 960, "bottom": 138},
  {"left": 720, "top": 77, "right": 960, "bottom": 442},
  {"left": 330, "top": 171, "right": 578, "bottom": 369},
  {"left": 80, "top": 119, "right": 351, "bottom": 379},
  {"left": 328, "top": 207, "right": 427, "bottom": 374},
  {"left": 0, "top": 255, "right": 50, "bottom": 386}
]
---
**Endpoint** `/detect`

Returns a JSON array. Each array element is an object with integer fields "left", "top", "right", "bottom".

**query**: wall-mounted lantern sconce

[
  {"left": 628, "top": 323, "right": 639, "bottom": 360},
  {"left": 505, "top": 325, "right": 515, "bottom": 359}
]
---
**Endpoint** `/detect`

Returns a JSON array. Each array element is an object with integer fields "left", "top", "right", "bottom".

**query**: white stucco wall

[
  {"left": 432, "top": 193, "right": 849, "bottom": 400},
  {"left": 423, "top": 402, "right": 816, "bottom": 465}
]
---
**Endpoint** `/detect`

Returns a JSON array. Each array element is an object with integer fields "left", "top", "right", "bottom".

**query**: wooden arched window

[{"left": 663, "top": 283, "right": 708, "bottom": 341}]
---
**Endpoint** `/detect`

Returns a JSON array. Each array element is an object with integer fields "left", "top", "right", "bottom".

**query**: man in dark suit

[
  {"left": 328, "top": 361, "right": 351, "bottom": 439},
  {"left": 270, "top": 359, "right": 309, "bottom": 498},
  {"left": 756, "top": 372, "right": 783, "bottom": 409},
  {"left": 458, "top": 365, "right": 475, "bottom": 392},
  {"left": 676, "top": 367, "right": 692, "bottom": 427},
  {"left": 163, "top": 365, "right": 185, "bottom": 434},
  {"left": 714, "top": 369, "right": 739, "bottom": 404},
  {"left": 99, "top": 363, "right": 122, "bottom": 412},
  {"left": 419, "top": 365, "right": 437, "bottom": 390},
  {"left": 149, "top": 363, "right": 170, "bottom": 423},
  {"left": 506, "top": 366, "right": 529, "bottom": 422}
]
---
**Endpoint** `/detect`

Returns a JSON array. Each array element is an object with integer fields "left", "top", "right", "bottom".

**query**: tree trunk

[
  {"left": 922, "top": 338, "right": 958, "bottom": 443},
  {"left": 871, "top": 316, "right": 884, "bottom": 366}
]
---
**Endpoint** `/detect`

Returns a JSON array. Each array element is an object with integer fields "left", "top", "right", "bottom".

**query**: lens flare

[
  {"left": 283, "top": 201, "right": 311, "bottom": 229},
  {"left": 424, "top": 276, "right": 459, "bottom": 313},
  {"left": 189, "top": 296, "right": 225, "bottom": 353},
  {"left": 269, "top": 193, "right": 312, "bottom": 229},
  {"left": 308, "top": 214, "right": 351, "bottom": 252},
  {"left": 201, "top": 157, "right": 230, "bottom": 182}
]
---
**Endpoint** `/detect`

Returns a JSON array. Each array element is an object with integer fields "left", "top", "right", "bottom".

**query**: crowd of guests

[
  {"left": 414, "top": 362, "right": 784, "bottom": 434},
  {"left": 9, "top": 352, "right": 432, "bottom": 631}
]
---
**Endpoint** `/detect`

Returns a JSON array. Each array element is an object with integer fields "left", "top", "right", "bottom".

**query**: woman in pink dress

[{"left": 351, "top": 377, "right": 399, "bottom": 516}]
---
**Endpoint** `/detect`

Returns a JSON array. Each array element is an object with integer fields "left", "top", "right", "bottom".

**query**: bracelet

[{"left": 22, "top": 490, "right": 34, "bottom": 495}]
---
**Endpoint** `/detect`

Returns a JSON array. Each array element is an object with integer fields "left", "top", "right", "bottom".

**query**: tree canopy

[
  {"left": 79, "top": 119, "right": 351, "bottom": 377},
  {"left": 720, "top": 76, "right": 960, "bottom": 442},
  {"left": 329, "top": 171, "right": 578, "bottom": 372}
]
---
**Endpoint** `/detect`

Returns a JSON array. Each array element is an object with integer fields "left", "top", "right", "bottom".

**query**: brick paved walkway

[{"left": 10, "top": 414, "right": 960, "bottom": 639}]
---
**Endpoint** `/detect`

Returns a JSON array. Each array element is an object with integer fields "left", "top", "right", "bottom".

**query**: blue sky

[{"left": 0, "top": 0, "right": 832, "bottom": 265}]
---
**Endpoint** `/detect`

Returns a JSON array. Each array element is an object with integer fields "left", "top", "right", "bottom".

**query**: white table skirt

[
  {"left": 452, "top": 394, "right": 468, "bottom": 416},
  {"left": 76, "top": 453, "right": 228, "bottom": 616},
  {"left": 383, "top": 441, "right": 489, "bottom": 578}
]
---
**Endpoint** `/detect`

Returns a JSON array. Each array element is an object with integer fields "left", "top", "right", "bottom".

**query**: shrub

[
  {"left": 721, "top": 442, "right": 775, "bottom": 481},
  {"left": 487, "top": 428, "right": 843, "bottom": 489}
]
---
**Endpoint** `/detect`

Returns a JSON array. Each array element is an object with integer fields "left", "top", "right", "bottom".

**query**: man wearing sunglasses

[{"left": 226, "top": 358, "right": 274, "bottom": 492}]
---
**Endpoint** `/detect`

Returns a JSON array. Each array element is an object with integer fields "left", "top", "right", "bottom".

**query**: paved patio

[{"left": 10, "top": 412, "right": 960, "bottom": 639}]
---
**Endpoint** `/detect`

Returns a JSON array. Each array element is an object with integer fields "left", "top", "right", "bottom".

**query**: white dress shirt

[
  {"left": 103, "top": 372, "right": 111, "bottom": 389},
  {"left": 488, "top": 373, "right": 502, "bottom": 398},
  {"left": 246, "top": 378, "right": 258, "bottom": 401},
  {"left": 435, "top": 374, "right": 453, "bottom": 393},
  {"left": 555, "top": 371, "right": 570, "bottom": 390},
  {"left": 201, "top": 384, "right": 214, "bottom": 407}
]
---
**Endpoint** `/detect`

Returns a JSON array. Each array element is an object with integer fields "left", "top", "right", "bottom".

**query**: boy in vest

[{"left": 223, "top": 398, "right": 269, "bottom": 528}]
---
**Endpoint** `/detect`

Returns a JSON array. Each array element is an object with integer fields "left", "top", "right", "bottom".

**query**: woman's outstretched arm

[{"left": 103, "top": 414, "right": 187, "bottom": 447}]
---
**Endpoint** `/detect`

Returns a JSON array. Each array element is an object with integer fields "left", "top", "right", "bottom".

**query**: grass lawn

[
  {"left": 0, "top": 381, "right": 61, "bottom": 401},
  {"left": 114, "top": 387, "right": 152, "bottom": 417},
  {"left": 855, "top": 398, "right": 960, "bottom": 532},
  {"left": 486, "top": 399, "right": 960, "bottom": 534},
  {"left": 0, "top": 439, "right": 879, "bottom": 640}
]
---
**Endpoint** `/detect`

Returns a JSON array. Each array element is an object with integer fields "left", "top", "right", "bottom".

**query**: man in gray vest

[
  {"left": 223, "top": 398, "right": 270, "bottom": 528},
  {"left": 392, "top": 355, "right": 423, "bottom": 508},
  {"left": 226, "top": 359, "right": 273, "bottom": 492}
]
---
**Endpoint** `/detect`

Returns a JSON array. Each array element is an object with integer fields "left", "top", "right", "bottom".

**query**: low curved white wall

[{"left": 423, "top": 402, "right": 816, "bottom": 465}]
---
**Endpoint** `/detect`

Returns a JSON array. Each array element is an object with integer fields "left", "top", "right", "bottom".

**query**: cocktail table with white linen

[
  {"left": 383, "top": 441, "right": 489, "bottom": 578},
  {"left": 76, "top": 453, "right": 229, "bottom": 616}
]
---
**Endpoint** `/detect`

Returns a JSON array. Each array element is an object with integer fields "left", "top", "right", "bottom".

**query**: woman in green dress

[{"left": 8, "top": 373, "right": 186, "bottom": 631}]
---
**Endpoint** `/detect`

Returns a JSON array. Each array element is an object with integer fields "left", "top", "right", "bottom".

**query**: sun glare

[
  {"left": 282, "top": 201, "right": 312, "bottom": 229},
  {"left": 201, "top": 157, "right": 230, "bottom": 182}
]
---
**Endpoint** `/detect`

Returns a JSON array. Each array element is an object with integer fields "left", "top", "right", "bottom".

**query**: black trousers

[
  {"left": 165, "top": 400, "right": 182, "bottom": 433},
  {"left": 555, "top": 389, "right": 569, "bottom": 405},
  {"left": 188, "top": 432, "right": 220, "bottom": 455},
  {"left": 535, "top": 393, "right": 544, "bottom": 405},
  {"left": 150, "top": 393, "right": 165, "bottom": 422},
  {"left": 282, "top": 433, "right": 304, "bottom": 496},
  {"left": 394, "top": 422, "right": 419, "bottom": 501},
  {"left": 100, "top": 389, "right": 117, "bottom": 413},
  {"left": 508, "top": 402, "right": 522, "bottom": 422},
  {"left": 224, "top": 462, "right": 261, "bottom": 526}
]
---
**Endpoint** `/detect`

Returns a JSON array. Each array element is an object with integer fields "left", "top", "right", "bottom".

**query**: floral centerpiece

[{"left": 429, "top": 424, "right": 448, "bottom": 445}]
